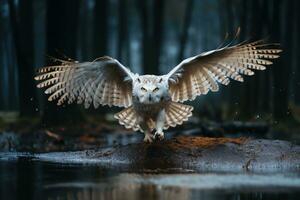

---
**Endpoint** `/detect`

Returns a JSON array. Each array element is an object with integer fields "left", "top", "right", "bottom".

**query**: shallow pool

[{"left": 0, "top": 160, "right": 299, "bottom": 200}]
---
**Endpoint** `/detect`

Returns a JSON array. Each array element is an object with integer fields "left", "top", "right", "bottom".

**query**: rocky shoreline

[{"left": 1, "top": 136, "right": 299, "bottom": 173}]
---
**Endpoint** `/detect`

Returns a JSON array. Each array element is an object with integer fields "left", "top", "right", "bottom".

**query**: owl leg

[
  {"left": 139, "top": 118, "right": 153, "bottom": 143},
  {"left": 143, "top": 131, "right": 153, "bottom": 143},
  {"left": 154, "top": 109, "right": 165, "bottom": 141}
]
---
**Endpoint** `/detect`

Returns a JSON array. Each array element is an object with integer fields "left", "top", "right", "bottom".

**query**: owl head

[{"left": 132, "top": 75, "right": 169, "bottom": 104}]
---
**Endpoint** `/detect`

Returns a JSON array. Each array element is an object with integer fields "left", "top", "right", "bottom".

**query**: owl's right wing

[{"left": 35, "top": 56, "right": 135, "bottom": 108}]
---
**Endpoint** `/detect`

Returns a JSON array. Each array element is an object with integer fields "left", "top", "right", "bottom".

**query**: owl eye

[
  {"left": 141, "top": 87, "right": 147, "bottom": 92},
  {"left": 153, "top": 87, "right": 159, "bottom": 92}
]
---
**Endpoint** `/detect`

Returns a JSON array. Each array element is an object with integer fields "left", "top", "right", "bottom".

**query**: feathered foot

[
  {"left": 143, "top": 132, "right": 154, "bottom": 143},
  {"left": 154, "top": 130, "right": 164, "bottom": 141}
]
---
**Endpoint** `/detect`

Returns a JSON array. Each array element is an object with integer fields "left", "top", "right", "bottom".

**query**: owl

[{"left": 35, "top": 40, "right": 281, "bottom": 143}]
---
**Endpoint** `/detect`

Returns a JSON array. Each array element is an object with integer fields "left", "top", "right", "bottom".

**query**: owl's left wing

[
  {"left": 35, "top": 56, "right": 135, "bottom": 108},
  {"left": 165, "top": 40, "right": 281, "bottom": 102}
]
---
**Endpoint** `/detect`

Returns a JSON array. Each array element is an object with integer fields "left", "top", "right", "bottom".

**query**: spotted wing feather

[
  {"left": 114, "top": 107, "right": 141, "bottom": 131},
  {"left": 164, "top": 102, "right": 193, "bottom": 129},
  {"left": 35, "top": 56, "right": 134, "bottom": 108},
  {"left": 166, "top": 40, "right": 282, "bottom": 102}
]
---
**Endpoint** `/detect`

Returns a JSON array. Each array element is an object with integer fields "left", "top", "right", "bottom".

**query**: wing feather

[
  {"left": 35, "top": 56, "right": 135, "bottom": 108},
  {"left": 166, "top": 40, "right": 281, "bottom": 102}
]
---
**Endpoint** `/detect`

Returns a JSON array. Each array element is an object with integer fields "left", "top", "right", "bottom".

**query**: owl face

[{"left": 132, "top": 75, "right": 169, "bottom": 104}]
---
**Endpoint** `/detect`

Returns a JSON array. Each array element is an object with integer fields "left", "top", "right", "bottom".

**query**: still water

[{"left": 0, "top": 160, "right": 299, "bottom": 200}]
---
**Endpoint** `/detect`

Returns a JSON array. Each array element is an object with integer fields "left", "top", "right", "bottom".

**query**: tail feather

[
  {"left": 114, "top": 106, "right": 141, "bottom": 131},
  {"left": 115, "top": 102, "right": 193, "bottom": 131},
  {"left": 164, "top": 102, "right": 193, "bottom": 129}
]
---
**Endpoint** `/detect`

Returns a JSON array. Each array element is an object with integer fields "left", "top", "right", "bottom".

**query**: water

[{"left": 0, "top": 160, "right": 299, "bottom": 200}]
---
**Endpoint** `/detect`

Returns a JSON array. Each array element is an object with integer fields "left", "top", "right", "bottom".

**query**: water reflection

[
  {"left": 45, "top": 185, "right": 299, "bottom": 200},
  {"left": 0, "top": 161, "right": 299, "bottom": 200}
]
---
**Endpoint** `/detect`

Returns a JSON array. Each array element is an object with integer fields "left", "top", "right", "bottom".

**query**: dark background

[
  {"left": 0, "top": 0, "right": 299, "bottom": 136},
  {"left": 0, "top": 2, "right": 300, "bottom": 199}
]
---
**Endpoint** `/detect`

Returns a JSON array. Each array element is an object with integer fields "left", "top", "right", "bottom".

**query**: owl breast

[{"left": 133, "top": 100, "right": 168, "bottom": 118}]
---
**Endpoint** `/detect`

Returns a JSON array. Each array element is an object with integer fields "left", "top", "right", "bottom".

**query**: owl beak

[{"left": 148, "top": 94, "right": 152, "bottom": 102}]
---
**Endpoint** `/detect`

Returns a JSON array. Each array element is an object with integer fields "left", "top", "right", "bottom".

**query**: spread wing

[
  {"left": 165, "top": 40, "right": 282, "bottom": 102},
  {"left": 35, "top": 56, "right": 135, "bottom": 108}
]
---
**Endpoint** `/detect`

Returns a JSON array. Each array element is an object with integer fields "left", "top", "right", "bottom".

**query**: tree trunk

[
  {"left": 152, "top": 0, "right": 165, "bottom": 74},
  {"left": 294, "top": 0, "right": 300, "bottom": 105},
  {"left": 8, "top": 0, "right": 37, "bottom": 116},
  {"left": 93, "top": 0, "right": 108, "bottom": 58},
  {"left": 248, "top": 0, "right": 264, "bottom": 116},
  {"left": 259, "top": 0, "right": 272, "bottom": 113},
  {"left": 77, "top": 0, "right": 88, "bottom": 60},
  {"left": 42, "top": 0, "right": 84, "bottom": 125},
  {"left": 281, "top": 0, "right": 295, "bottom": 115},
  {"left": 177, "top": 0, "right": 194, "bottom": 63},
  {"left": 224, "top": 0, "right": 234, "bottom": 33},
  {"left": 138, "top": 0, "right": 150, "bottom": 74},
  {"left": 117, "top": 0, "right": 127, "bottom": 62},
  {"left": 223, "top": 0, "right": 238, "bottom": 118},
  {"left": 138, "top": 0, "right": 165, "bottom": 75},
  {"left": 270, "top": 0, "right": 289, "bottom": 120},
  {"left": 236, "top": 0, "right": 249, "bottom": 118}
]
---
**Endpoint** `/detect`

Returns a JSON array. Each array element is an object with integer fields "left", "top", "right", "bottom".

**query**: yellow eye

[
  {"left": 153, "top": 87, "right": 159, "bottom": 92},
  {"left": 141, "top": 87, "right": 147, "bottom": 92}
]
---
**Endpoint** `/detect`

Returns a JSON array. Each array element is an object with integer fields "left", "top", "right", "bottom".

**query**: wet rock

[{"left": 3, "top": 136, "right": 297, "bottom": 173}]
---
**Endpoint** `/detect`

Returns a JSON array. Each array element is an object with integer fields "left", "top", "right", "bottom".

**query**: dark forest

[
  {"left": 0, "top": 1, "right": 300, "bottom": 199},
  {"left": 1, "top": 0, "right": 299, "bottom": 125}
]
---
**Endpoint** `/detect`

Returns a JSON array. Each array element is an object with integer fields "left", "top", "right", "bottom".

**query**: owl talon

[
  {"left": 154, "top": 131, "right": 164, "bottom": 141},
  {"left": 143, "top": 133, "right": 154, "bottom": 143}
]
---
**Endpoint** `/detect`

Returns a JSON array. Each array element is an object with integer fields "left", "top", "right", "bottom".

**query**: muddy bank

[{"left": 1, "top": 137, "right": 299, "bottom": 173}]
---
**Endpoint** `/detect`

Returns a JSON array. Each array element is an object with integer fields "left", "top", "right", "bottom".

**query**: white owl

[{"left": 35, "top": 40, "right": 281, "bottom": 143}]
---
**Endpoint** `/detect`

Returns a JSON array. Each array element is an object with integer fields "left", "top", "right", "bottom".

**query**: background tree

[
  {"left": 93, "top": 0, "right": 108, "bottom": 59},
  {"left": 8, "top": 0, "right": 37, "bottom": 116},
  {"left": 177, "top": 0, "right": 194, "bottom": 63},
  {"left": 42, "top": 0, "right": 84, "bottom": 125},
  {"left": 138, "top": 0, "right": 165, "bottom": 74},
  {"left": 0, "top": 0, "right": 299, "bottom": 126}
]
